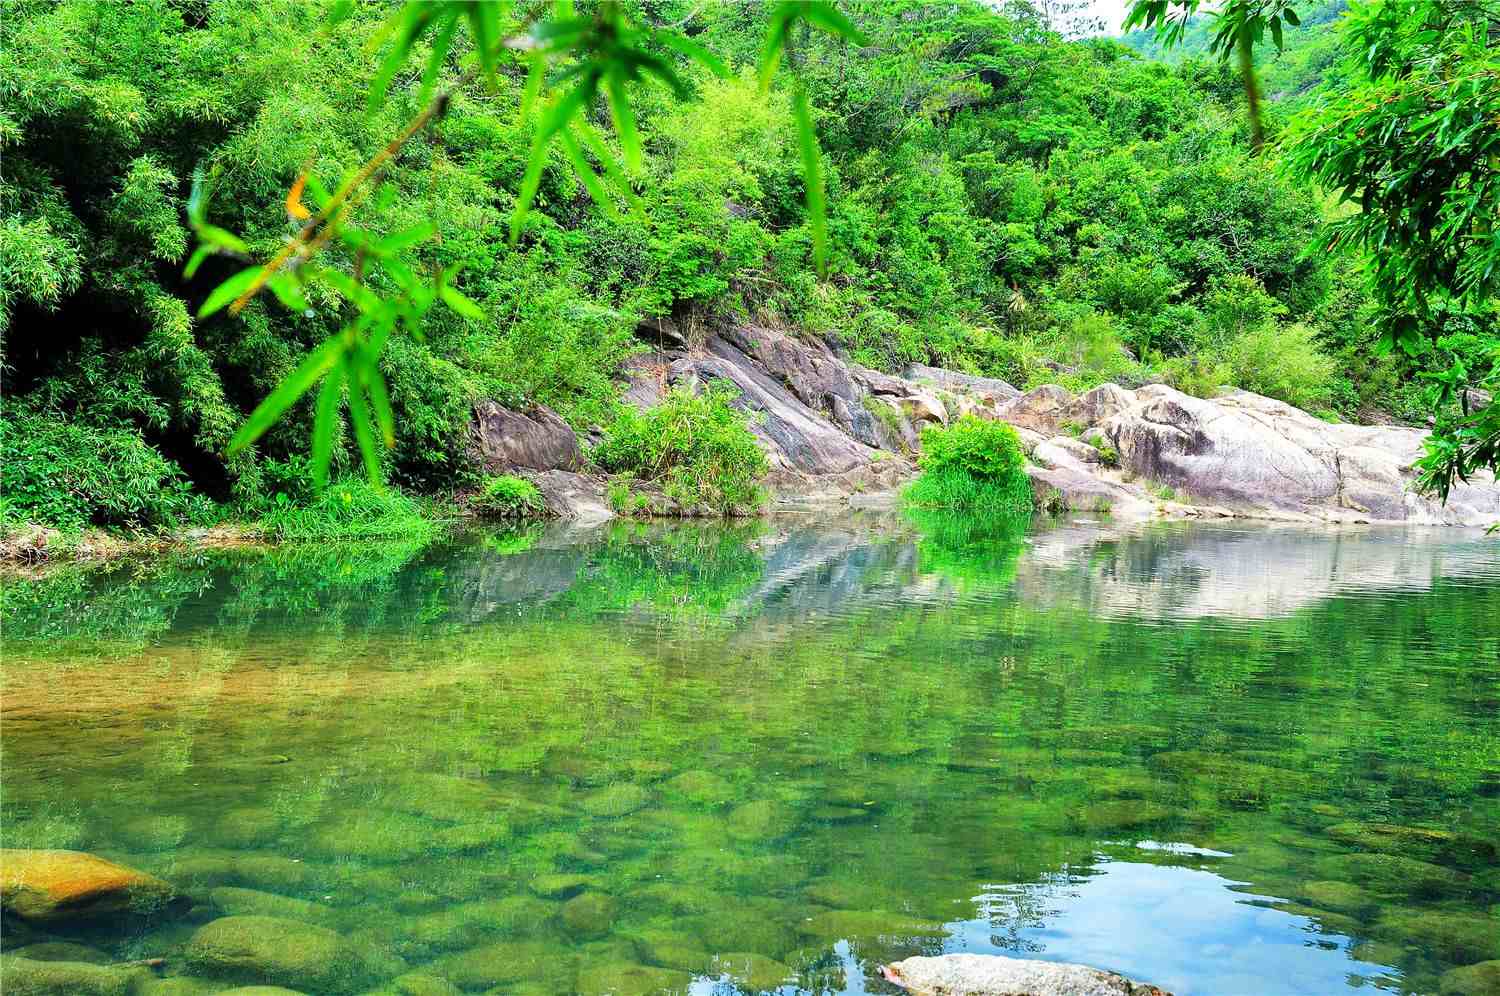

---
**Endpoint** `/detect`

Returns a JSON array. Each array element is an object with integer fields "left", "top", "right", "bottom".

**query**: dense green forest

[{"left": 1, "top": 0, "right": 1495, "bottom": 533}]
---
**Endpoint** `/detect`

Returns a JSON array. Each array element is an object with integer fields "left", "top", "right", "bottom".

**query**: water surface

[{"left": 3, "top": 516, "right": 1497, "bottom": 995}]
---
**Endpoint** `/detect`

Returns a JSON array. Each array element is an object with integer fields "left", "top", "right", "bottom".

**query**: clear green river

[{"left": 2, "top": 515, "right": 1498, "bottom": 996}]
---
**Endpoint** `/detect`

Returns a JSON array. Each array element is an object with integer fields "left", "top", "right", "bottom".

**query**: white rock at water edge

[{"left": 882, "top": 953, "right": 1173, "bottom": 996}]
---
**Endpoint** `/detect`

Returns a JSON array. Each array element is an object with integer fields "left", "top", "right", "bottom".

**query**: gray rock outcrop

[
  {"left": 466, "top": 318, "right": 1499, "bottom": 526},
  {"left": 883, "top": 953, "right": 1172, "bottom": 995}
]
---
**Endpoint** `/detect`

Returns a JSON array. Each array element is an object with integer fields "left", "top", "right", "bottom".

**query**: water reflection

[{"left": 2, "top": 514, "right": 1497, "bottom": 996}]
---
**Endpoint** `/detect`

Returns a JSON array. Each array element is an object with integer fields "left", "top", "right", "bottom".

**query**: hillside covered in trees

[{"left": 2, "top": 0, "right": 1494, "bottom": 533}]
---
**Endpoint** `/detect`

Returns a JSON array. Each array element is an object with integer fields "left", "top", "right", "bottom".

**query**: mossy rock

[
  {"left": 134, "top": 979, "right": 223, "bottom": 995},
  {"left": 1072, "top": 800, "right": 1174, "bottom": 832},
  {"left": 627, "top": 928, "right": 710, "bottom": 973},
  {"left": 212, "top": 809, "right": 285, "bottom": 849},
  {"left": 216, "top": 988, "right": 309, "bottom": 995},
  {"left": 803, "top": 878, "right": 899, "bottom": 911},
  {"left": 429, "top": 820, "right": 511, "bottom": 854},
  {"left": 796, "top": 910, "right": 944, "bottom": 942},
  {"left": 1325, "top": 822, "right": 1496, "bottom": 868},
  {"left": 710, "top": 951, "right": 794, "bottom": 991},
  {"left": 434, "top": 940, "right": 566, "bottom": 990},
  {"left": 580, "top": 783, "right": 652, "bottom": 818},
  {"left": 379, "top": 773, "right": 504, "bottom": 823},
  {"left": 1378, "top": 911, "right": 1500, "bottom": 964},
  {"left": 695, "top": 913, "right": 799, "bottom": 960},
  {"left": 0, "top": 849, "right": 182, "bottom": 923},
  {"left": 7, "top": 941, "right": 110, "bottom": 964},
  {"left": 168, "top": 853, "right": 318, "bottom": 894},
  {"left": 209, "top": 887, "right": 334, "bottom": 925},
  {"left": 115, "top": 815, "right": 191, "bottom": 853},
  {"left": 808, "top": 805, "right": 872, "bottom": 825},
  {"left": 561, "top": 891, "right": 617, "bottom": 938},
  {"left": 371, "top": 972, "right": 461, "bottom": 996},
  {"left": 0, "top": 955, "right": 147, "bottom": 996},
  {"left": 403, "top": 897, "right": 556, "bottom": 954},
  {"left": 1297, "top": 880, "right": 1375, "bottom": 916},
  {"left": 626, "top": 882, "right": 721, "bottom": 916},
  {"left": 1316, "top": 852, "right": 1467, "bottom": 898},
  {"left": 725, "top": 800, "right": 797, "bottom": 842},
  {"left": 306, "top": 812, "right": 435, "bottom": 863},
  {"left": 1440, "top": 960, "right": 1500, "bottom": 996},
  {"left": 183, "top": 915, "right": 369, "bottom": 993},
  {"left": 574, "top": 961, "right": 689, "bottom": 996},
  {"left": 662, "top": 770, "right": 734, "bottom": 807},
  {"left": 529, "top": 873, "right": 595, "bottom": 899}
]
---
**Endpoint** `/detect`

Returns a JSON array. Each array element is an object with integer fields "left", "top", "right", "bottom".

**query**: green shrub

[
  {"left": 472, "top": 475, "right": 545, "bottom": 519},
  {"left": 253, "top": 479, "right": 441, "bottom": 541},
  {"left": 904, "top": 416, "right": 1033, "bottom": 517},
  {"left": 593, "top": 383, "right": 768, "bottom": 515},
  {"left": 0, "top": 410, "right": 214, "bottom": 531},
  {"left": 1220, "top": 321, "right": 1337, "bottom": 414}
]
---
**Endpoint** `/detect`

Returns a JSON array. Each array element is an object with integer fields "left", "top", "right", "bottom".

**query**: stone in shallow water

[
  {"left": 1378, "top": 910, "right": 1500, "bottom": 964},
  {"left": 561, "top": 891, "right": 617, "bottom": 938},
  {"left": 216, "top": 988, "right": 308, "bottom": 995},
  {"left": 209, "top": 886, "right": 334, "bottom": 925},
  {"left": 116, "top": 815, "right": 191, "bottom": 852},
  {"left": 184, "top": 915, "right": 368, "bottom": 993},
  {"left": 575, "top": 961, "right": 690, "bottom": 996},
  {"left": 379, "top": 773, "right": 504, "bottom": 823},
  {"left": 663, "top": 770, "right": 734, "bottom": 806},
  {"left": 8, "top": 941, "right": 111, "bottom": 964},
  {"left": 1316, "top": 852, "right": 1468, "bottom": 898},
  {"left": 1325, "top": 821, "right": 1496, "bottom": 867},
  {"left": 797, "top": 910, "right": 944, "bottom": 944},
  {"left": 711, "top": 951, "right": 795, "bottom": 991},
  {"left": 434, "top": 939, "right": 565, "bottom": 990},
  {"left": 212, "top": 808, "right": 284, "bottom": 849},
  {"left": 883, "top": 953, "right": 1172, "bottom": 995},
  {"left": 628, "top": 928, "right": 710, "bottom": 973},
  {"left": 0, "top": 849, "right": 181, "bottom": 923},
  {"left": 1297, "top": 880, "right": 1374, "bottom": 915},
  {"left": 383, "top": 972, "right": 461, "bottom": 996},
  {"left": 1440, "top": 960, "right": 1500, "bottom": 996},
  {"left": 135, "top": 979, "right": 222, "bottom": 996},
  {"left": 581, "top": 783, "right": 652, "bottom": 818},
  {"left": 1073, "top": 800, "right": 1174, "bottom": 832},
  {"left": 725, "top": 799, "right": 797, "bottom": 841},
  {"left": 306, "top": 812, "right": 434, "bottom": 863},
  {"left": 0, "top": 956, "right": 147, "bottom": 996},
  {"left": 530, "top": 872, "right": 595, "bottom": 899}
]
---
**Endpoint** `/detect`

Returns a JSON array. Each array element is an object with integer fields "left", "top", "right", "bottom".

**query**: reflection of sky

[
  {"left": 686, "top": 857, "right": 1399, "bottom": 995},
  {"left": 946, "top": 859, "right": 1398, "bottom": 996}
]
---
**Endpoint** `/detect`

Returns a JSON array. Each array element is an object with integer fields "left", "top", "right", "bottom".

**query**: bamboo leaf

[
  {"left": 363, "top": 361, "right": 396, "bottom": 447},
  {"left": 655, "top": 31, "right": 729, "bottom": 78},
  {"left": 419, "top": 13, "right": 461, "bottom": 102},
  {"left": 792, "top": 87, "right": 828, "bottom": 276},
  {"left": 267, "top": 273, "right": 309, "bottom": 313},
  {"left": 802, "top": 2, "right": 867, "bottom": 44},
  {"left": 369, "top": 4, "right": 435, "bottom": 111},
  {"left": 605, "top": 68, "right": 641, "bottom": 172},
  {"left": 183, "top": 245, "right": 213, "bottom": 280},
  {"left": 346, "top": 374, "right": 383, "bottom": 485},
  {"left": 310, "top": 359, "right": 346, "bottom": 486},
  {"left": 439, "top": 281, "right": 486, "bottom": 320},
  {"left": 373, "top": 221, "right": 438, "bottom": 255},
  {"left": 558, "top": 127, "right": 620, "bottom": 220},
  {"left": 227, "top": 335, "right": 347, "bottom": 455},
  {"left": 198, "top": 266, "right": 263, "bottom": 318}
]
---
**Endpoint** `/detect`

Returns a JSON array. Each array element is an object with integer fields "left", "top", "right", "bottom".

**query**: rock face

[
  {"left": 467, "top": 317, "right": 1499, "bottom": 525},
  {"left": 0, "top": 849, "right": 180, "bottom": 923},
  {"left": 1100, "top": 386, "right": 1500, "bottom": 524},
  {"left": 468, "top": 402, "right": 580, "bottom": 473},
  {"left": 883, "top": 953, "right": 1172, "bottom": 996}
]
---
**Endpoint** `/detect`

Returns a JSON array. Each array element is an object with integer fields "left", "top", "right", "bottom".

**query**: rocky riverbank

[{"left": 472, "top": 320, "right": 1500, "bottom": 527}]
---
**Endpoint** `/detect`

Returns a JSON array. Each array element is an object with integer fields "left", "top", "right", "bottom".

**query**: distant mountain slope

[{"left": 1122, "top": 1, "right": 1348, "bottom": 103}]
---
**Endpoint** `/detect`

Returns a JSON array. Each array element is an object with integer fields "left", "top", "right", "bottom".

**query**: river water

[{"left": 2, "top": 515, "right": 1497, "bottom": 995}]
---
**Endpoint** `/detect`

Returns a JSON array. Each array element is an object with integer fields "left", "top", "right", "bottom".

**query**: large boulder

[
  {"left": 883, "top": 953, "right": 1172, "bottom": 995},
  {"left": 0, "top": 849, "right": 180, "bottom": 923},
  {"left": 903, "top": 363, "right": 1021, "bottom": 403},
  {"left": 183, "top": 915, "right": 369, "bottom": 993},
  {"left": 0, "top": 955, "right": 149, "bottom": 995},
  {"left": 468, "top": 402, "right": 581, "bottom": 473},
  {"left": 1100, "top": 385, "right": 1500, "bottom": 524}
]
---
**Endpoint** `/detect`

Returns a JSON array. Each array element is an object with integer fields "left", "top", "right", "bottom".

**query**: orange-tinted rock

[{"left": 0, "top": 849, "right": 180, "bottom": 922}]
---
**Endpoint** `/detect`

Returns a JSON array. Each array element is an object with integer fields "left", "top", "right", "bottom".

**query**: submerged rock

[
  {"left": 1316, "top": 852, "right": 1467, "bottom": 898},
  {"left": 208, "top": 887, "right": 334, "bottom": 925},
  {"left": 1440, "top": 960, "right": 1500, "bottom": 996},
  {"left": 574, "top": 960, "right": 690, "bottom": 996},
  {"left": 580, "top": 783, "right": 652, "bottom": 818},
  {"left": 183, "top": 915, "right": 367, "bottom": 993},
  {"left": 1297, "top": 880, "right": 1375, "bottom": 916},
  {"left": 560, "top": 891, "right": 617, "bottom": 938},
  {"left": 711, "top": 951, "right": 794, "bottom": 991},
  {"left": 883, "top": 953, "right": 1172, "bottom": 995},
  {"left": 433, "top": 939, "right": 562, "bottom": 990},
  {"left": 725, "top": 799, "right": 797, "bottom": 841},
  {"left": 0, "top": 849, "right": 181, "bottom": 923},
  {"left": 1073, "top": 800, "right": 1174, "bottom": 832},
  {"left": 663, "top": 770, "right": 734, "bottom": 807},
  {"left": 7, "top": 941, "right": 110, "bottom": 963},
  {"left": 1378, "top": 910, "right": 1500, "bottom": 964},
  {"left": 0, "top": 955, "right": 148, "bottom": 995}
]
